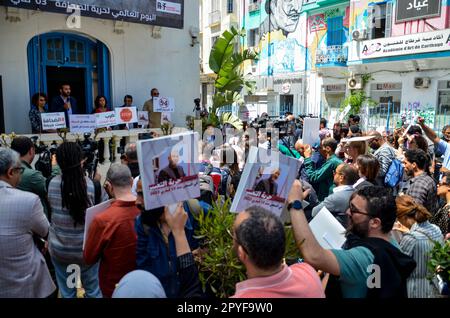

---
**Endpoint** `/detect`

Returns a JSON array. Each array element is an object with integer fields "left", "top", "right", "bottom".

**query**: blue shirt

[{"left": 436, "top": 140, "right": 450, "bottom": 170}]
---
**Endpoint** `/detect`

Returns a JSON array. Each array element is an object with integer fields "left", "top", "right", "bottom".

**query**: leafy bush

[
  {"left": 195, "top": 197, "right": 301, "bottom": 298},
  {"left": 427, "top": 240, "right": 450, "bottom": 284}
]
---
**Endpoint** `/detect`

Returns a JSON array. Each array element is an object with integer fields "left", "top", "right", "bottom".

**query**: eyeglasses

[{"left": 348, "top": 203, "right": 372, "bottom": 217}]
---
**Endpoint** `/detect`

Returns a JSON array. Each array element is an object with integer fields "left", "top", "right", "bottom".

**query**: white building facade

[{"left": 0, "top": 0, "right": 199, "bottom": 133}]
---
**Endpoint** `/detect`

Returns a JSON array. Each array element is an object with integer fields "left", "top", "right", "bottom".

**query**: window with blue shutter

[{"left": 327, "top": 16, "right": 344, "bottom": 46}]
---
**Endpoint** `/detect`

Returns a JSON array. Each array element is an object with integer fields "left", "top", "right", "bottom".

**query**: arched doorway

[{"left": 27, "top": 32, "right": 111, "bottom": 114}]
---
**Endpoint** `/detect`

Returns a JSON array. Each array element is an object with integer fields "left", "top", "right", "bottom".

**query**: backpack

[
  {"left": 384, "top": 158, "right": 404, "bottom": 188},
  {"left": 218, "top": 167, "right": 231, "bottom": 196}
]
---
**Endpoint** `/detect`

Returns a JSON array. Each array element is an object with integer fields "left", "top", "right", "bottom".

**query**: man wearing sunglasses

[
  {"left": 143, "top": 88, "right": 162, "bottom": 129},
  {"left": 288, "top": 180, "right": 416, "bottom": 298}
]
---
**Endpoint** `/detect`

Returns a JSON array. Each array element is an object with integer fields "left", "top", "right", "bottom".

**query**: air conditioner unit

[
  {"left": 352, "top": 29, "right": 368, "bottom": 41},
  {"left": 248, "top": 3, "right": 260, "bottom": 12},
  {"left": 414, "top": 77, "right": 430, "bottom": 88},
  {"left": 348, "top": 76, "right": 363, "bottom": 90}
]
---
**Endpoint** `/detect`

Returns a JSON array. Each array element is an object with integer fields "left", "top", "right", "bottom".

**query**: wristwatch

[{"left": 287, "top": 200, "right": 303, "bottom": 211}]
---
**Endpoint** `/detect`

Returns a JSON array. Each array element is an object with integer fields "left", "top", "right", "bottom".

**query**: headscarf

[{"left": 112, "top": 270, "right": 166, "bottom": 298}]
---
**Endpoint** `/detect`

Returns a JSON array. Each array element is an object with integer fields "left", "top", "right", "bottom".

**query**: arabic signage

[
  {"left": 95, "top": 111, "right": 116, "bottom": 128},
  {"left": 41, "top": 112, "right": 66, "bottom": 130},
  {"left": 69, "top": 114, "right": 96, "bottom": 133},
  {"left": 396, "top": 0, "right": 441, "bottom": 23},
  {"left": 361, "top": 29, "right": 450, "bottom": 59},
  {"left": 0, "top": 0, "right": 184, "bottom": 28}
]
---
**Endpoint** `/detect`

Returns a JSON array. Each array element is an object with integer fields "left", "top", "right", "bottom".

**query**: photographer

[
  {"left": 193, "top": 98, "right": 201, "bottom": 119},
  {"left": 11, "top": 136, "right": 50, "bottom": 218}
]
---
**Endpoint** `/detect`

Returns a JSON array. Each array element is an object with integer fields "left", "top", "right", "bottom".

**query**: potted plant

[{"left": 427, "top": 240, "right": 449, "bottom": 296}]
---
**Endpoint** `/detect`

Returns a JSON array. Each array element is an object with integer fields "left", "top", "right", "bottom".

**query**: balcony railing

[
  {"left": 316, "top": 45, "right": 348, "bottom": 65},
  {"left": 209, "top": 10, "right": 221, "bottom": 25}
]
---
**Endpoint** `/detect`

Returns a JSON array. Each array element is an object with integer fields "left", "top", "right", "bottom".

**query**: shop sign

[
  {"left": 396, "top": 0, "right": 441, "bottom": 23},
  {"left": 1, "top": 0, "right": 184, "bottom": 28},
  {"left": 374, "top": 83, "right": 402, "bottom": 90},
  {"left": 361, "top": 29, "right": 450, "bottom": 59},
  {"left": 325, "top": 84, "right": 346, "bottom": 92}
]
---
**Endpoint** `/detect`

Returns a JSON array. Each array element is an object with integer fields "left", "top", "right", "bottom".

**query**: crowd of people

[{"left": 0, "top": 107, "right": 449, "bottom": 299}]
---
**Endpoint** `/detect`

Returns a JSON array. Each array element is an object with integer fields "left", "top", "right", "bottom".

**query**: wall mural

[
  {"left": 245, "top": 0, "right": 309, "bottom": 76},
  {"left": 306, "top": 6, "right": 349, "bottom": 69}
]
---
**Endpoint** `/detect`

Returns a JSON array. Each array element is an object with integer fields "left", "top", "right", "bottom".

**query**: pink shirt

[{"left": 232, "top": 263, "right": 325, "bottom": 298}]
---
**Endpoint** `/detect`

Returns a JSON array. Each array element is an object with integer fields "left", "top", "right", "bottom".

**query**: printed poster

[
  {"left": 69, "top": 114, "right": 97, "bottom": 133},
  {"left": 41, "top": 112, "right": 67, "bottom": 130},
  {"left": 137, "top": 131, "right": 200, "bottom": 209},
  {"left": 95, "top": 111, "right": 116, "bottom": 128},
  {"left": 153, "top": 97, "right": 175, "bottom": 112},
  {"left": 115, "top": 107, "right": 138, "bottom": 124},
  {"left": 230, "top": 146, "right": 301, "bottom": 217}
]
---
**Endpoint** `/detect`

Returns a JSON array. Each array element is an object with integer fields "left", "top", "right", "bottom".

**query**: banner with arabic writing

[
  {"left": 396, "top": 0, "right": 441, "bottom": 23},
  {"left": 361, "top": 29, "right": 450, "bottom": 59},
  {"left": 1, "top": 0, "right": 184, "bottom": 28}
]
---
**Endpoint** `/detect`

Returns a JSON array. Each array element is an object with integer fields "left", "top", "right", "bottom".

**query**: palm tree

[{"left": 208, "top": 27, "right": 258, "bottom": 129}]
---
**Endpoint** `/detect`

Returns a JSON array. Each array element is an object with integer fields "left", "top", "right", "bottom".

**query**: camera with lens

[
  {"left": 250, "top": 114, "right": 270, "bottom": 129},
  {"left": 31, "top": 136, "right": 58, "bottom": 178},
  {"left": 79, "top": 133, "right": 98, "bottom": 179}
]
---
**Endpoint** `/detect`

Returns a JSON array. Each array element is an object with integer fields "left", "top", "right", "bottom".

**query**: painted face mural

[
  {"left": 269, "top": 0, "right": 302, "bottom": 35},
  {"left": 254, "top": 0, "right": 308, "bottom": 75}
]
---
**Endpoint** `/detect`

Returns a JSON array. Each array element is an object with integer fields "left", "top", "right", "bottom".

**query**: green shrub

[{"left": 195, "top": 197, "right": 301, "bottom": 298}]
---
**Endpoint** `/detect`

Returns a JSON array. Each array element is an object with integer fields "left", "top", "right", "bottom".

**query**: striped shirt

[
  {"left": 48, "top": 175, "right": 108, "bottom": 264},
  {"left": 373, "top": 143, "right": 396, "bottom": 177},
  {"left": 399, "top": 221, "right": 443, "bottom": 298}
]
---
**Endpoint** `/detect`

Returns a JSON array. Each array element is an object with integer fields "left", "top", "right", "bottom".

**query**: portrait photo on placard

[{"left": 137, "top": 132, "right": 200, "bottom": 209}]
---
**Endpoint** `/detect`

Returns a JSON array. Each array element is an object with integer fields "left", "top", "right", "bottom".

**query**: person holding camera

[{"left": 10, "top": 136, "right": 50, "bottom": 218}]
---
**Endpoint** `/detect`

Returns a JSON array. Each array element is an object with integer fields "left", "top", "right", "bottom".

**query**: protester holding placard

[
  {"left": 29, "top": 93, "right": 49, "bottom": 134},
  {"left": 134, "top": 179, "right": 197, "bottom": 298},
  {"left": 231, "top": 206, "right": 325, "bottom": 298},
  {"left": 143, "top": 88, "right": 162, "bottom": 128},
  {"left": 289, "top": 181, "right": 416, "bottom": 298},
  {"left": 84, "top": 164, "right": 140, "bottom": 298},
  {"left": 92, "top": 95, "right": 110, "bottom": 114}
]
